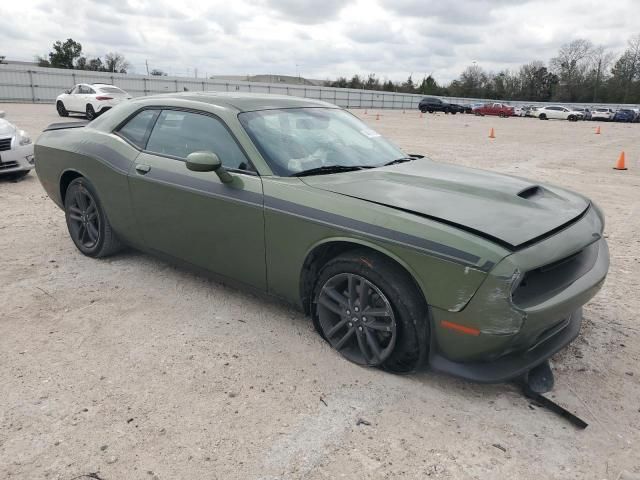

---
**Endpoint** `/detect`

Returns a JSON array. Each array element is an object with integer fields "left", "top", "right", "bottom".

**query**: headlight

[{"left": 18, "top": 130, "right": 32, "bottom": 146}]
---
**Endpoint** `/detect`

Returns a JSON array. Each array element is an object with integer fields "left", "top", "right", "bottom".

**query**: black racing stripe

[
  {"left": 264, "top": 196, "right": 485, "bottom": 269},
  {"left": 80, "top": 142, "right": 133, "bottom": 174},
  {"left": 144, "top": 167, "right": 264, "bottom": 207}
]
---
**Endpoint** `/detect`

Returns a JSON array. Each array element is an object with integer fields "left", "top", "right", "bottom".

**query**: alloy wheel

[
  {"left": 317, "top": 273, "right": 397, "bottom": 366},
  {"left": 67, "top": 186, "right": 101, "bottom": 249}
]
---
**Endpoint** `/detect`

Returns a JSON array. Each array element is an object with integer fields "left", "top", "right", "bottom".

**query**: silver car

[{"left": 0, "top": 111, "right": 34, "bottom": 179}]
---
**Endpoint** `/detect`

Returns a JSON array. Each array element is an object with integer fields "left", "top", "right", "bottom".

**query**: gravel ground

[{"left": 0, "top": 103, "right": 639, "bottom": 480}]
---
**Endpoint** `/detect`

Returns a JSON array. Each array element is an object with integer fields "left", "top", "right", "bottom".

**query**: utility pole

[{"left": 145, "top": 60, "right": 149, "bottom": 76}]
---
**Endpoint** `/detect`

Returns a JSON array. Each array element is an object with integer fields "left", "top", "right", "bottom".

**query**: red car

[{"left": 474, "top": 103, "right": 515, "bottom": 117}]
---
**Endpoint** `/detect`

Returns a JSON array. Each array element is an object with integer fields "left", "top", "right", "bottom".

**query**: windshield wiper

[
  {"left": 384, "top": 157, "right": 416, "bottom": 166},
  {"left": 292, "top": 165, "right": 365, "bottom": 177}
]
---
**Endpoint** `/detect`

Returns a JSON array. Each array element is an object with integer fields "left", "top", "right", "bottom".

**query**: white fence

[{"left": 0, "top": 64, "right": 637, "bottom": 111}]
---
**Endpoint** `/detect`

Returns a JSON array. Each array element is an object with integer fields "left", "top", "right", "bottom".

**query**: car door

[
  {"left": 67, "top": 84, "right": 81, "bottom": 111},
  {"left": 126, "top": 108, "right": 267, "bottom": 289}
]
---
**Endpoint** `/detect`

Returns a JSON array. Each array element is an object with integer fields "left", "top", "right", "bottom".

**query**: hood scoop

[{"left": 517, "top": 185, "right": 543, "bottom": 199}]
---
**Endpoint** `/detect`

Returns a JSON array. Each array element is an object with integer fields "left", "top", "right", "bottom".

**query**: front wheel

[
  {"left": 64, "top": 178, "right": 122, "bottom": 258},
  {"left": 420, "top": 107, "right": 427, "bottom": 113},
  {"left": 56, "top": 101, "right": 69, "bottom": 117},
  {"left": 539, "top": 113, "right": 547, "bottom": 120},
  {"left": 312, "top": 250, "right": 429, "bottom": 373},
  {"left": 86, "top": 104, "right": 96, "bottom": 120}
]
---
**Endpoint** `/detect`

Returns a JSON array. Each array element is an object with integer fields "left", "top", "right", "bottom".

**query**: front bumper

[
  {"left": 427, "top": 207, "right": 608, "bottom": 382},
  {"left": 429, "top": 308, "right": 583, "bottom": 383},
  {"left": 0, "top": 142, "right": 35, "bottom": 174}
]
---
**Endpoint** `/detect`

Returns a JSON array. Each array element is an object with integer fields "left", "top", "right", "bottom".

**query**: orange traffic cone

[
  {"left": 595, "top": 126, "right": 601, "bottom": 134},
  {"left": 489, "top": 128, "right": 496, "bottom": 139},
  {"left": 613, "top": 151, "right": 628, "bottom": 170},
  {"left": 376, "top": 113, "right": 380, "bottom": 120}
]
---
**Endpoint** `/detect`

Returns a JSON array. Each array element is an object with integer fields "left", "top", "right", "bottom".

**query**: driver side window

[{"left": 146, "top": 110, "right": 253, "bottom": 172}]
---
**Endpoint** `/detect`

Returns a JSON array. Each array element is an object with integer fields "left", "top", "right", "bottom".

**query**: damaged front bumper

[{"left": 427, "top": 206, "right": 609, "bottom": 383}]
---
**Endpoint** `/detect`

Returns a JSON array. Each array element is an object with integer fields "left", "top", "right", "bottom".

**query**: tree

[
  {"left": 609, "top": 34, "right": 640, "bottom": 102},
  {"left": 550, "top": 39, "right": 593, "bottom": 101},
  {"left": 347, "top": 74, "right": 364, "bottom": 89},
  {"left": 417, "top": 75, "right": 442, "bottom": 95},
  {"left": 104, "top": 52, "right": 130, "bottom": 73},
  {"left": 364, "top": 73, "right": 380, "bottom": 90},
  {"left": 150, "top": 69, "right": 168, "bottom": 76},
  {"left": 45, "top": 38, "right": 83, "bottom": 69},
  {"left": 399, "top": 75, "right": 415, "bottom": 93}
]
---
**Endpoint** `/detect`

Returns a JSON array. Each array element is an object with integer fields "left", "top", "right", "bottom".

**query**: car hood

[
  {"left": 0, "top": 118, "right": 16, "bottom": 137},
  {"left": 300, "top": 159, "right": 589, "bottom": 250}
]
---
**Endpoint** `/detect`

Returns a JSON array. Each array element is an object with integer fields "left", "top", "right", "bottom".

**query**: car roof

[{"left": 136, "top": 91, "right": 339, "bottom": 112}]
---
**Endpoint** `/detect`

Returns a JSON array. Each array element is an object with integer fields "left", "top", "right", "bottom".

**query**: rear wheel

[
  {"left": 568, "top": 115, "right": 576, "bottom": 122},
  {"left": 86, "top": 104, "right": 96, "bottom": 120},
  {"left": 420, "top": 107, "right": 427, "bottom": 113},
  {"left": 499, "top": 112, "right": 506, "bottom": 118},
  {"left": 64, "top": 178, "right": 122, "bottom": 258},
  {"left": 56, "top": 101, "right": 69, "bottom": 117},
  {"left": 312, "top": 250, "right": 429, "bottom": 373},
  {"left": 539, "top": 113, "right": 547, "bottom": 120}
]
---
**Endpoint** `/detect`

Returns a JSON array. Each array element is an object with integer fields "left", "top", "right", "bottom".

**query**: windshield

[{"left": 238, "top": 108, "right": 405, "bottom": 176}]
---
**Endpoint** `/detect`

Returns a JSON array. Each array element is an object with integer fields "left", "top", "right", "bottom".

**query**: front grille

[
  {"left": 512, "top": 241, "right": 599, "bottom": 308},
  {"left": 0, "top": 161, "right": 19, "bottom": 170},
  {"left": 0, "top": 137, "right": 12, "bottom": 151}
]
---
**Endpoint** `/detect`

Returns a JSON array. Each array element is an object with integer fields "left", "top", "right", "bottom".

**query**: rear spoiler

[{"left": 44, "top": 121, "right": 88, "bottom": 132}]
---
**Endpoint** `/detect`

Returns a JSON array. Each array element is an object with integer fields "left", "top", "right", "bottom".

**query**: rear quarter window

[{"left": 116, "top": 109, "right": 160, "bottom": 149}]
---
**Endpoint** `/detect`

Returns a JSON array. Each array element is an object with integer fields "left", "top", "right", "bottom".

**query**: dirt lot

[{"left": 1, "top": 103, "right": 639, "bottom": 480}]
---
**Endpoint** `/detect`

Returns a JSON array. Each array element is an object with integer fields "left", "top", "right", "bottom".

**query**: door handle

[{"left": 135, "top": 164, "right": 151, "bottom": 174}]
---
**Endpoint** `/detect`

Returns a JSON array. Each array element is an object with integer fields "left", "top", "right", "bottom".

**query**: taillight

[{"left": 95, "top": 96, "right": 113, "bottom": 101}]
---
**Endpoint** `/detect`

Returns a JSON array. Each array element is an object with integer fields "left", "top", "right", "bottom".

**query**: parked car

[
  {"left": 56, "top": 83, "right": 132, "bottom": 120},
  {"left": 534, "top": 105, "right": 584, "bottom": 121},
  {"left": 34, "top": 93, "right": 609, "bottom": 387},
  {"left": 513, "top": 106, "right": 526, "bottom": 117},
  {"left": 591, "top": 108, "right": 615, "bottom": 121},
  {"left": 612, "top": 109, "right": 637, "bottom": 122},
  {"left": 449, "top": 103, "right": 466, "bottom": 114},
  {"left": 526, "top": 106, "right": 540, "bottom": 117},
  {"left": 460, "top": 104, "right": 475, "bottom": 114},
  {"left": 418, "top": 97, "right": 453, "bottom": 114},
  {"left": 0, "top": 111, "right": 34, "bottom": 180},
  {"left": 474, "top": 103, "right": 515, "bottom": 117},
  {"left": 573, "top": 107, "right": 592, "bottom": 120}
]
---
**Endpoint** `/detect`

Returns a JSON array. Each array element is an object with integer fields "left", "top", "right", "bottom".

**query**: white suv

[
  {"left": 535, "top": 105, "right": 584, "bottom": 121},
  {"left": 591, "top": 108, "right": 615, "bottom": 121},
  {"left": 56, "top": 83, "right": 132, "bottom": 120}
]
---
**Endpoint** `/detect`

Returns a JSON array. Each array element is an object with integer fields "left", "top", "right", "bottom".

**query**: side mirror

[
  {"left": 65, "top": 89, "right": 71, "bottom": 94},
  {"left": 186, "top": 151, "right": 233, "bottom": 183}
]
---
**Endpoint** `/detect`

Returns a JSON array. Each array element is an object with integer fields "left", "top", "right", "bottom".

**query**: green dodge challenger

[{"left": 35, "top": 93, "right": 609, "bottom": 384}]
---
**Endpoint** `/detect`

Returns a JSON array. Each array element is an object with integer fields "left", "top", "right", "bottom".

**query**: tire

[
  {"left": 568, "top": 115, "right": 576, "bottom": 122},
  {"left": 86, "top": 104, "right": 96, "bottom": 121},
  {"left": 64, "top": 177, "right": 122, "bottom": 258},
  {"left": 56, "top": 101, "right": 69, "bottom": 117},
  {"left": 420, "top": 107, "right": 427, "bottom": 113},
  {"left": 312, "top": 249, "right": 429, "bottom": 373},
  {"left": 499, "top": 112, "right": 506, "bottom": 118},
  {"left": 5, "top": 170, "right": 30, "bottom": 181},
  {"left": 539, "top": 113, "right": 547, "bottom": 120},
  {"left": 427, "top": 109, "right": 434, "bottom": 114}
]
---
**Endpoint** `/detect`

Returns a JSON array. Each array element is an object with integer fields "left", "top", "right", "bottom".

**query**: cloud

[
  {"left": 2, "top": 0, "right": 640, "bottom": 83},
  {"left": 264, "top": 0, "right": 350, "bottom": 24}
]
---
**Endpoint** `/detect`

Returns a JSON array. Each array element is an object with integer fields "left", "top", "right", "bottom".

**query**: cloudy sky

[{"left": 2, "top": 0, "right": 639, "bottom": 82}]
